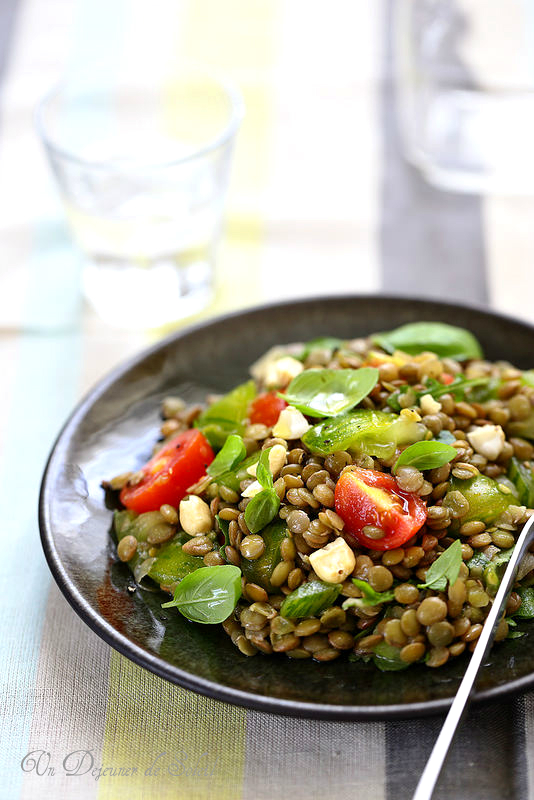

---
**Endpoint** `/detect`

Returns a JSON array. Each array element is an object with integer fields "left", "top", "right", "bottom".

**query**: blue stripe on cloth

[{"left": 0, "top": 0, "right": 130, "bottom": 794}]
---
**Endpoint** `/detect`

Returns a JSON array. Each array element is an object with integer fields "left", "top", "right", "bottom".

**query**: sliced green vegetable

[
  {"left": 240, "top": 519, "right": 287, "bottom": 591},
  {"left": 298, "top": 336, "right": 343, "bottom": 362},
  {"left": 342, "top": 578, "right": 395, "bottom": 610},
  {"left": 372, "top": 641, "right": 410, "bottom": 672},
  {"left": 162, "top": 565, "right": 242, "bottom": 624},
  {"left": 515, "top": 587, "right": 534, "bottom": 619},
  {"left": 522, "top": 371, "right": 534, "bottom": 388},
  {"left": 113, "top": 509, "right": 137, "bottom": 538},
  {"left": 207, "top": 434, "right": 246, "bottom": 479},
  {"left": 244, "top": 448, "right": 281, "bottom": 534},
  {"left": 392, "top": 441, "right": 457, "bottom": 474},
  {"left": 372, "top": 322, "right": 483, "bottom": 361},
  {"left": 114, "top": 509, "right": 173, "bottom": 543},
  {"left": 195, "top": 380, "right": 256, "bottom": 449},
  {"left": 418, "top": 539, "right": 462, "bottom": 591},
  {"left": 447, "top": 474, "right": 513, "bottom": 526},
  {"left": 508, "top": 458, "right": 534, "bottom": 508},
  {"left": 483, "top": 547, "right": 515, "bottom": 596},
  {"left": 280, "top": 580, "right": 341, "bottom": 618},
  {"left": 281, "top": 367, "right": 378, "bottom": 418},
  {"left": 302, "top": 408, "right": 425, "bottom": 458},
  {"left": 507, "top": 413, "right": 534, "bottom": 441},
  {"left": 148, "top": 538, "right": 204, "bottom": 585}
]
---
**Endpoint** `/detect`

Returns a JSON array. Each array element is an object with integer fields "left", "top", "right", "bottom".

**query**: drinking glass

[
  {"left": 395, "top": 0, "right": 534, "bottom": 194},
  {"left": 36, "top": 66, "right": 243, "bottom": 328}
]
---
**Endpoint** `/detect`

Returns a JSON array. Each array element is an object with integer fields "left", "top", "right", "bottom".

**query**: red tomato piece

[
  {"left": 334, "top": 467, "right": 427, "bottom": 550},
  {"left": 120, "top": 429, "right": 214, "bottom": 513},
  {"left": 440, "top": 372, "right": 455, "bottom": 385},
  {"left": 249, "top": 392, "right": 288, "bottom": 426}
]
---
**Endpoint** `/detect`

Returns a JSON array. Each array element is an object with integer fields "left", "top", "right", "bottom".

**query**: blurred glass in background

[
  {"left": 395, "top": 0, "right": 534, "bottom": 194},
  {"left": 36, "top": 65, "right": 243, "bottom": 329}
]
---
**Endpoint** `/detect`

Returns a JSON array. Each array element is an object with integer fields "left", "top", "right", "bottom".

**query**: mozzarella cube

[
  {"left": 272, "top": 406, "right": 311, "bottom": 440},
  {"left": 467, "top": 424, "right": 505, "bottom": 461},
  {"left": 420, "top": 393, "right": 442, "bottom": 415},
  {"left": 264, "top": 356, "right": 304, "bottom": 388},
  {"left": 179, "top": 495, "right": 213, "bottom": 536},
  {"left": 308, "top": 537, "right": 356, "bottom": 584},
  {"left": 247, "top": 443, "right": 287, "bottom": 478}
]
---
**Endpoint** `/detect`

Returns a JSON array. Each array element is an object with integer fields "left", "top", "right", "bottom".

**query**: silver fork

[{"left": 413, "top": 512, "right": 534, "bottom": 800}]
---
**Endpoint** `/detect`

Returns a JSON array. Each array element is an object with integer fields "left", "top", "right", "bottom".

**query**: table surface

[{"left": 1, "top": 1, "right": 534, "bottom": 798}]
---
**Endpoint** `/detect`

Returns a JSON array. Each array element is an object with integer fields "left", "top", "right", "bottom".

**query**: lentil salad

[{"left": 102, "top": 321, "right": 534, "bottom": 671}]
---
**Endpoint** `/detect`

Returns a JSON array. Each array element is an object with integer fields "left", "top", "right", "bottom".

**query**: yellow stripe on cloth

[{"left": 97, "top": 654, "right": 246, "bottom": 800}]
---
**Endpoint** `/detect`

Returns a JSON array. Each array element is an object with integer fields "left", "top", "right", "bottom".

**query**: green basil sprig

[
  {"left": 392, "top": 441, "right": 457, "bottom": 474},
  {"left": 298, "top": 336, "right": 343, "bottom": 362},
  {"left": 281, "top": 367, "right": 379, "bottom": 418},
  {"left": 418, "top": 539, "right": 462, "bottom": 591},
  {"left": 161, "top": 565, "right": 242, "bottom": 624},
  {"left": 216, "top": 514, "right": 231, "bottom": 561},
  {"left": 373, "top": 321, "right": 483, "bottom": 361},
  {"left": 244, "top": 448, "right": 280, "bottom": 534},
  {"left": 280, "top": 580, "right": 341, "bottom": 618},
  {"left": 342, "top": 578, "right": 395, "bottom": 610},
  {"left": 515, "top": 587, "right": 534, "bottom": 619},
  {"left": 207, "top": 434, "right": 247, "bottom": 479}
]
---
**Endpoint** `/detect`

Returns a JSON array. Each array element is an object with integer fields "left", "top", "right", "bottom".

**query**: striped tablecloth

[{"left": 1, "top": 1, "right": 534, "bottom": 798}]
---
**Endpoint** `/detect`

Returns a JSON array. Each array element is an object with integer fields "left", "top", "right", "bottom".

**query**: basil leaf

[
  {"left": 280, "top": 580, "right": 341, "bottom": 618},
  {"left": 207, "top": 434, "right": 246, "bottom": 479},
  {"left": 483, "top": 547, "right": 515, "bottom": 596},
  {"left": 393, "top": 441, "right": 457, "bottom": 474},
  {"left": 244, "top": 488, "right": 280, "bottom": 534},
  {"left": 161, "top": 565, "right": 242, "bottom": 624},
  {"left": 515, "top": 587, "right": 534, "bottom": 619},
  {"left": 418, "top": 539, "right": 462, "bottom": 591},
  {"left": 372, "top": 641, "right": 410, "bottom": 672},
  {"left": 282, "top": 367, "right": 379, "bottom": 418},
  {"left": 342, "top": 579, "right": 395, "bottom": 610},
  {"left": 216, "top": 514, "right": 231, "bottom": 561},
  {"left": 373, "top": 322, "right": 483, "bottom": 361},
  {"left": 298, "top": 337, "right": 343, "bottom": 362},
  {"left": 256, "top": 447, "right": 274, "bottom": 490},
  {"left": 303, "top": 408, "right": 424, "bottom": 457},
  {"left": 196, "top": 380, "right": 256, "bottom": 449},
  {"left": 507, "top": 630, "right": 526, "bottom": 639}
]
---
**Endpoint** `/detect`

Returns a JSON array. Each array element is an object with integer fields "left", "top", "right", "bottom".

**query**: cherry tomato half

[
  {"left": 334, "top": 467, "right": 427, "bottom": 550},
  {"left": 440, "top": 372, "right": 455, "bottom": 385},
  {"left": 120, "top": 429, "right": 214, "bottom": 513},
  {"left": 249, "top": 392, "right": 288, "bottom": 427}
]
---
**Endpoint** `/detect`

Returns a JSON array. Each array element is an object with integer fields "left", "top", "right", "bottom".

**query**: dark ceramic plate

[{"left": 39, "top": 296, "right": 534, "bottom": 720}]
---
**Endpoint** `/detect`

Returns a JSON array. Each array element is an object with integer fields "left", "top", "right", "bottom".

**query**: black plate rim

[{"left": 38, "top": 293, "right": 534, "bottom": 720}]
